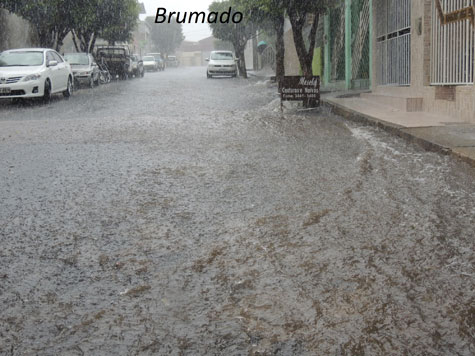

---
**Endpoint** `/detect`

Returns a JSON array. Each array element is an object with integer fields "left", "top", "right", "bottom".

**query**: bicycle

[{"left": 97, "top": 58, "right": 111, "bottom": 84}]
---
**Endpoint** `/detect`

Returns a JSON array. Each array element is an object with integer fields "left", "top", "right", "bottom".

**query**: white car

[
  {"left": 143, "top": 56, "right": 158, "bottom": 72},
  {"left": 0, "top": 48, "right": 73, "bottom": 101},
  {"left": 206, "top": 51, "right": 238, "bottom": 78}
]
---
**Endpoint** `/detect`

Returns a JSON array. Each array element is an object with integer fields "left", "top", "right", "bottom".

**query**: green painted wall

[{"left": 312, "top": 47, "right": 322, "bottom": 76}]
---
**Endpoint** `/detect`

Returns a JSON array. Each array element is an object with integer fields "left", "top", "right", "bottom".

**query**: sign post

[{"left": 280, "top": 76, "right": 320, "bottom": 109}]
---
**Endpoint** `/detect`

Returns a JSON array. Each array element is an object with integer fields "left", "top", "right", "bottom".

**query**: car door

[
  {"left": 52, "top": 51, "right": 68, "bottom": 90},
  {"left": 89, "top": 54, "right": 99, "bottom": 82},
  {"left": 46, "top": 51, "right": 61, "bottom": 92}
]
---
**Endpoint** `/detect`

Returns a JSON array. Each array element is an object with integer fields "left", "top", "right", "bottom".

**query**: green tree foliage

[
  {"left": 208, "top": 0, "right": 254, "bottom": 78},
  {"left": 0, "top": 9, "right": 7, "bottom": 50},
  {"left": 145, "top": 15, "right": 184, "bottom": 56},
  {"left": 0, "top": 0, "right": 139, "bottom": 52},
  {"left": 237, "top": 0, "right": 286, "bottom": 83},
  {"left": 0, "top": 0, "right": 73, "bottom": 51},
  {"left": 101, "top": 0, "right": 139, "bottom": 45}
]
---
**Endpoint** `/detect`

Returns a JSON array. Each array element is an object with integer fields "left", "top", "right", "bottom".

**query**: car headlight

[{"left": 23, "top": 74, "right": 41, "bottom": 82}]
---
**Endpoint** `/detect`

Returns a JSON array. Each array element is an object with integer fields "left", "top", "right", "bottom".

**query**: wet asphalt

[{"left": 0, "top": 67, "right": 474, "bottom": 355}]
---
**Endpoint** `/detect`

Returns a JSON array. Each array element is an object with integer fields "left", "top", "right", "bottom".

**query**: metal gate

[
  {"left": 431, "top": 0, "right": 474, "bottom": 85},
  {"left": 329, "top": 2, "right": 346, "bottom": 82},
  {"left": 261, "top": 46, "right": 276, "bottom": 70},
  {"left": 376, "top": 0, "right": 411, "bottom": 85},
  {"left": 352, "top": 0, "right": 371, "bottom": 81}
]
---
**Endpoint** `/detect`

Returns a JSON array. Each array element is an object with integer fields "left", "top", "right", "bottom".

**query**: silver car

[{"left": 64, "top": 53, "right": 100, "bottom": 88}]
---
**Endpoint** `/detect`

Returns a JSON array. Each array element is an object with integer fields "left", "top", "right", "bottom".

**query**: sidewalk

[{"left": 322, "top": 91, "right": 475, "bottom": 167}]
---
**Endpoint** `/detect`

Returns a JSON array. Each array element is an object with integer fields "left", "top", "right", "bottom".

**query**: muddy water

[{"left": 0, "top": 67, "right": 474, "bottom": 355}]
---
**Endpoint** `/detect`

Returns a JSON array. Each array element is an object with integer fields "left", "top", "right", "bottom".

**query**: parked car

[
  {"left": 146, "top": 53, "right": 165, "bottom": 71},
  {"left": 143, "top": 55, "right": 158, "bottom": 72},
  {"left": 64, "top": 52, "right": 100, "bottom": 88},
  {"left": 0, "top": 48, "right": 73, "bottom": 101},
  {"left": 167, "top": 55, "right": 179, "bottom": 67},
  {"left": 130, "top": 54, "right": 144, "bottom": 78},
  {"left": 206, "top": 51, "right": 238, "bottom": 78},
  {"left": 95, "top": 45, "right": 133, "bottom": 80}
]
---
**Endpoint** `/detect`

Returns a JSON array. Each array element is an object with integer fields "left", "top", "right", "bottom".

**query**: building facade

[
  {"left": 283, "top": 0, "right": 475, "bottom": 124},
  {"left": 372, "top": 0, "right": 475, "bottom": 123}
]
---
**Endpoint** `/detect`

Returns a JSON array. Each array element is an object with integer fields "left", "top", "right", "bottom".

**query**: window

[
  {"left": 52, "top": 52, "right": 63, "bottom": 63},
  {"left": 431, "top": 0, "right": 474, "bottom": 85},
  {"left": 376, "top": 0, "right": 411, "bottom": 86}
]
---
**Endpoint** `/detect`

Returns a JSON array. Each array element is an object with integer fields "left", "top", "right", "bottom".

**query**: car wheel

[
  {"left": 43, "top": 79, "right": 52, "bottom": 102},
  {"left": 89, "top": 76, "right": 94, "bottom": 88},
  {"left": 63, "top": 76, "right": 73, "bottom": 98},
  {"left": 141, "top": 69, "right": 144, "bottom": 77}
]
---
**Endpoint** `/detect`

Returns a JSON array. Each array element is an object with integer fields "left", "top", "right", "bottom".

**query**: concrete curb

[{"left": 321, "top": 98, "right": 475, "bottom": 168}]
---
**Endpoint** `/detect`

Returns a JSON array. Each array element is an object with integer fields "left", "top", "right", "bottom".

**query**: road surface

[{"left": 1, "top": 67, "right": 474, "bottom": 355}]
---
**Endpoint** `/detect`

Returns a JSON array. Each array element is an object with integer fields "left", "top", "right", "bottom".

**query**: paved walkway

[{"left": 323, "top": 92, "right": 475, "bottom": 166}]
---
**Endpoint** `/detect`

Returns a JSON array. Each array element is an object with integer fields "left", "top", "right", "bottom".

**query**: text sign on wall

[{"left": 280, "top": 76, "right": 320, "bottom": 105}]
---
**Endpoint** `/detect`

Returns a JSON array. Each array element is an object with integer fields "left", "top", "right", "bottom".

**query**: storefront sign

[{"left": 280, "top": 76, "right": 320, "bottom": 106}]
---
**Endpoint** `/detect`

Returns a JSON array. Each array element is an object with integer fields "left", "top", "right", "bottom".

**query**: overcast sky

[{"left": 141, "top": 0, "right": 214, "bottom": 42}]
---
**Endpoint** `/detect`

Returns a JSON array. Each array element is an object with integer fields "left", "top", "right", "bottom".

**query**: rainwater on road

[{"left": 1, "top": 67, "right": 474, "bottom": 355}]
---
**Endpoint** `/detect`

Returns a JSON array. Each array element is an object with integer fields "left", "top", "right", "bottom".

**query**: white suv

[{"left": 0, "top": 48, "right": 73, "bottom": 101}]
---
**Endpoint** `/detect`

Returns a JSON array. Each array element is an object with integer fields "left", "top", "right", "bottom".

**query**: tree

[
  {"left": 0, "top": 9, "right": 7, "bottom": 51},
  {"left": 145, "top": 15, "right": 184, "bottom": 56},
  {"left": 238, "top": 0, "right": 286, "bottom": 84},
  {"left": 70, "top": 0, "right": 103, "bottom": 53},
  {"left": 100, "top": 0, "right": 139, "bottom": 45},
  {"left": 0, "top": 0, "right": 73, "bottom": 51},
  {"left": 208, "top": 0, "right": 254, "bottom": 78},
  {"left": 283, "top": 0, "right": 330, "bottom": 77}
]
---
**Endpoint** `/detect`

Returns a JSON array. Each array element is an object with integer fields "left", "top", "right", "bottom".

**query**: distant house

[
  {"left": 177, "top": 36, "right": 218, "bottom": 66},
  {"left": 131, "top": 20, "right": 151, "bottom": 55}
]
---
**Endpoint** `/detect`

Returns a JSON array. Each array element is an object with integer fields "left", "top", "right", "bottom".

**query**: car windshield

[
  {"left": 64, "top": 53, "right": 89, "bottom": 65},
  {"left": 211, "top": 52, "right": 233, "bottom": 60},
  {"left": 0, "top": 51, "right": 44, "bottom": 67},
  {"left": 143, "top": 56, "right": 155, "bottom": 61}
]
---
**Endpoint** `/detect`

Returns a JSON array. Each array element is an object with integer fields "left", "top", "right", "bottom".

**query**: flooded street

[{"left": 1, "top": 67, "right": 474, "bottom": 355}]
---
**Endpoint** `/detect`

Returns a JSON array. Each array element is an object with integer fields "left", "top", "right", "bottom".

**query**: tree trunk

[
  {"left": 288, "top": 11, "right": 320, "bottom": 77},
  {"left": 288, "top": 10, "right": 320, "bottom": 107},
  {"left": 274, "top": 14, "right": 285, "bottom": 86},
  {"left": 71, "top": 31, "right": 80, "bottom": 52},
  {"left": 235, "top": 44, "right": 247, "bottom": 78},
  {"left": 89, "top": 34, "right": 97, "bottom": 54}
]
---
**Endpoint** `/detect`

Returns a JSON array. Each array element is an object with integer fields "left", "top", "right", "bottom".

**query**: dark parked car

[{"left": 95, "top": 45, "right": 133, "bottom": 80}]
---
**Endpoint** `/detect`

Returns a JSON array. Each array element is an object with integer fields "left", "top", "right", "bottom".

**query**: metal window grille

[
  {"left": 376, "top": 0, "right": 411, "bottom": 85},
  {"left": 431, "top": 0, "right": 474, "bottom": 85}
]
